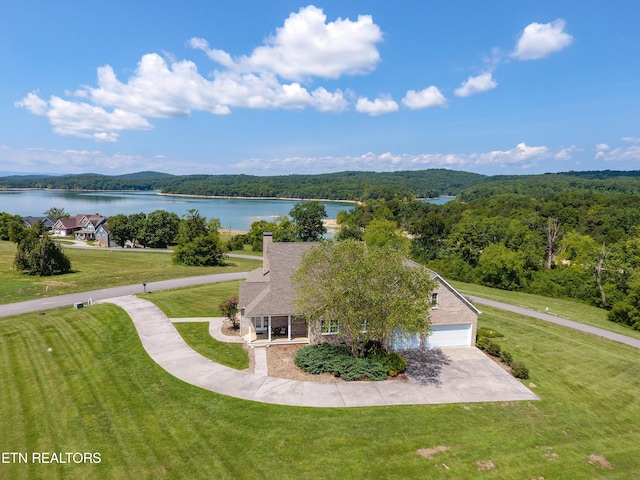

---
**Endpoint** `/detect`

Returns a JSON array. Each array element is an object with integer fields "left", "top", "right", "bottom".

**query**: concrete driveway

[{"left": 103, "top": 295, "right": 539, "bottom": 407}]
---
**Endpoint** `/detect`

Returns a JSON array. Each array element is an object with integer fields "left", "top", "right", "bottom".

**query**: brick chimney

[{"left": 262, "top": 232, "right": 272, "bottom": 275}]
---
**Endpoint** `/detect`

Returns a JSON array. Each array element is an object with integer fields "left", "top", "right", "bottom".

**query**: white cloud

[
  {"left": 235, "top": 5, "right": 382, "bottom": 81},
  {"left": 16, "top": 6, "right": 370, "bottom": 141},
  {"left": 14, "top": 92, "right": 48, "bottom": 116},
  {"left": 454, "top": 72, "right": 497, "bottom": 97},
  {"left": 188, "top": 6, "right": 381, "bottom": 81},
  {"left": 554, "top": 146, "right": 580, "bottom": 160},
  {"left": 595, "top": 143, "right": 640, "bottom": 162},
  {"left": 355, "top": 96, "right": 399, "bottom": 115},
  {"left": 0, "top": 145, "right": 211, "bottom": 175},
  {"left": 232, "top": 143, "right": 554, "bottom": 173},
  {"left": 474, "top": 142, "right": 548, "bottom": 167},
  {"left": 622, "top": 137, "right": 640, "bottom": 144},
  {"left": 16, "top": 93, "right": 152, "bottom": 142},
  {"left": 512, "top": 19, "right": 573, "bottom": 60},
  {"left": 402, "top": 86, "right": 447, "bottom": 109}
]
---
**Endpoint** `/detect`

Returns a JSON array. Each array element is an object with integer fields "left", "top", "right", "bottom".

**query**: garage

[
  {"left": 391, "top": 329, "right": 421, "bottom": 351},
  {"left": 424, "top": 323, "right": 473, "bottom": 348}
]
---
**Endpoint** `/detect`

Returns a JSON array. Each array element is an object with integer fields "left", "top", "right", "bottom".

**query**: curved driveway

[{"left": 102, "top": 295, "right": 538, "bottom": 407}]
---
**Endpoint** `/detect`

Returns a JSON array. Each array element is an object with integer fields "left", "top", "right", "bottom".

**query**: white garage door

[
  {"left": 391, "top": 329, "right": 420, "bottom": 351},
  {"left": 425, "top": 324, "right": 472, "bottom": 348}
]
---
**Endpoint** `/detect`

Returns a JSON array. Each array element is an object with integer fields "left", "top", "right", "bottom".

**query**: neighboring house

[
  {"left": 52, "top": 218, "right": 80, "bottom": 236},
  {"left": 94, "top": 223, "right": 113, "bottom": 247},
  {"left": 239, "top": 233, "right": 480, "bottom": 350},
  {"left": 51, "top": 214, "right": 106, "bottom": 238},
  {"left": 74, "top": 214, "right": 107, "bottom": 240},
  {"left": 22, "top": 216, "right": 56, "bottom": 230}
]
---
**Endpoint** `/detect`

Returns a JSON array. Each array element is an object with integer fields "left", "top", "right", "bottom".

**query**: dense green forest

[
  {"left": 331, "top": 174, "right": 640, "bottom": 331},
  {"left": 0, "top": 169, "right": 482, "bottom": 200}
]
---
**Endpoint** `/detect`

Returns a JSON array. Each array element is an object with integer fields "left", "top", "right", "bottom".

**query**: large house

[
  {"left": 22, "top": 216, "right": 57, "bottom": 230},
  {"left": 239, "top": 233, "right": 480, "bottom": 350},
  {"left": 52, "top": 214, "right": 106, "bottom": 238}
]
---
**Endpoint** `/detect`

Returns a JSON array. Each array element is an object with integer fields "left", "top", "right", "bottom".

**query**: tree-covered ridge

[
  {"left": 0, "top": 169, "right": 485, "bottom": 200},
  {"left": 335, "top": 182, "right": 640, "bottom": 331},
  {"left": 458, "top": 170, "right": 640, "bottom": 201}
]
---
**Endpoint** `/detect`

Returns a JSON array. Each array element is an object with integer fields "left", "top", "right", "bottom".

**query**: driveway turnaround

[{"left": 102, "top": 295, "right": 539, "bottom": 407}]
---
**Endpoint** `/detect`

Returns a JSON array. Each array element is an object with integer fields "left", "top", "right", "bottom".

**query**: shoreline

[
  {"left": 0, "top": 187, "right": 361, "bottom": 205},
  {"left": 1, "top": 187, "right": 454, "bottom": 203},
  {"left": 158, "top": 191, "right": 361, "bottom": 205}
]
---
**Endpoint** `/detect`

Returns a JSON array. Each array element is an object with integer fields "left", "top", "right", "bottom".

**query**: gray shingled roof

[{"left": 240, "top": 241, "right": 316, "bottom": 317}]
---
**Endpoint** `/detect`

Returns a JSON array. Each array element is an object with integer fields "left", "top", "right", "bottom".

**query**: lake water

[{"left": 0, "top": 189, "right": 452, "bottom": 232}]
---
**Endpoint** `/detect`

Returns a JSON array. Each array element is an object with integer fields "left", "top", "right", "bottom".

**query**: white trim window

[
  {"left": 359, "top": 319, "right": 369, "bottom": 333},
  {"left": 431, "top": 292, "right": 439, "bottom": 309},
  {"left": 321, "top": 319, "right": 339, "bottom": 335}
]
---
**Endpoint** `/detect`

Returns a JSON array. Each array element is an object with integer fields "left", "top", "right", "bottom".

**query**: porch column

[
  {"left": 287, "top": 315, "right": 292, "bottom": 341},
  {"left": 267, "top": 315, "right": 272, "bottom": 342}
]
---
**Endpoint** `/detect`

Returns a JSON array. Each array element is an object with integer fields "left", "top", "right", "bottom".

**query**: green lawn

[
  {"left": 173, "top": 322, "right": 248, "bottom": 370},
  {"left": 1, "top": 299, "right": 639, "bottom": 478},
  {"left": 451, "top": 279, "right": 640, "bottom": 341},
  {"left": 145, "top": 280, "right": 249, "bottom": 370},
  {"left": 0, "top": 241, "right": 261, "bottom": 305},
  {"left": 141, "top": 281, "right": 241, "bottom": 318}
]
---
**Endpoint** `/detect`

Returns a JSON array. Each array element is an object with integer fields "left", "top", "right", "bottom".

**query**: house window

[
  {"left": 321, "top": 319, "right": 339, "bottom": 335},
  {"left": 431, "top": 292, "right": 439, "bottom": 309},
  {"left": 359, "top": 319, "right": 369, "bottom": 333}
]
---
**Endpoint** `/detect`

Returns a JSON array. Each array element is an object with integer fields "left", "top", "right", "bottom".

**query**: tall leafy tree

[
  {"left": 141, "top": 210, "right": 180, "bottom": 248},
  {"left": 362, "top": 218, "right": 409, "bottom": 252},
  {"left": 178, "top": 209, "right": 209, "bottom": 244},
  {"left": 15, "top": 230, "right": 71, "bottom": 276},
  {"left": 290, "top": 201, "right": 327, "bottom": 242},
  {"left": 173, "top": 234, "right": 225, "bottom": 266},
  {"left": 292, "top": 240, "right": 436, "bottom": 356},
  {"left": 0, "top": 213, "right": 26, "bottom": 242},
  {"left": 107, "top": 214, "right": 132, "bottom": 247},
  {"left": 43, "top": 207, "right": 69, "bottom": 219}
]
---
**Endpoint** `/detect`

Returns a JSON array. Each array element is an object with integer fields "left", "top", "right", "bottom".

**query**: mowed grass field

[
  {"left": 1, "top": 283, "right": 640, "bottom": 479},
  {"left": 451, "top": 279, "right": 640, "bottom": 341},
  {"left": 0, "top": 240, "right": 261, "bottom": 305}
]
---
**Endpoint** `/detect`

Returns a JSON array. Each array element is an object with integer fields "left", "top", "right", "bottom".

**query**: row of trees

[
  {"left": 108, "top": 209, "right": 225, "bottom": 266},
  {"left": 230, "top": 201, "right": 328, "bottom": 251}
]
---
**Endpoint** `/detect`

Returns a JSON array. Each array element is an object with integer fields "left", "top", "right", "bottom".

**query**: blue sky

[{"left": 2, "top": 1, "right": 639, "bottom": 176}]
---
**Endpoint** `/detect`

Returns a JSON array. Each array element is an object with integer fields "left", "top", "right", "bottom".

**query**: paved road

[
  {"left": 469, "top": 295, "right": 640, "bottom": 349},
  {"left": 2, "top": 270, "right": 639, "bottom": 351},
  {"left": 0, "top": 272, "right": 247, "bottom": 318}
]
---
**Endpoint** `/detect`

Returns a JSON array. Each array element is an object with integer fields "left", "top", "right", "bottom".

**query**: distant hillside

[
  {"left": 0, "top": 169, "right": 485, "bottom": 201},
  {"left": 4, "top": 169, "right": 640, "bottom": 202},
  {"left": 458, "top": 170, "right": 640, "bottom": 201}
]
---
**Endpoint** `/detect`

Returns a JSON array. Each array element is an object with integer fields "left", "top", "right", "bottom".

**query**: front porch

[{"left": 243, "top": 314, "right": 310, "bottom": 346}]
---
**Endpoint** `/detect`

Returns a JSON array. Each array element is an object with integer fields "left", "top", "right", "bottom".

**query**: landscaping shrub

[
  {"left": 382, "top": 352, "right": 406, "bottom": 377},
  {"left": 294, "top": 344, "right": 387, "bottom": 381},
  {"left": 477, "top": 328, "right": 530, "bottom": 380},
  {"left": 510, "top": 361, "right": 530, "bottom": 379},
  {"left": 477, "top": 338, "right": 502, "bottom": 357},
  {"left": 499, "top": 351, "right": 513, "bottom": 366},
  {"left": 363, "top": 341, "right": 406, "bottom": 377},
  {"left": 226, "top": 234, "right": 246, "bottom": 251},
  {"left": 294, "top": 343, "right": 349, "bottom": 374}
]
